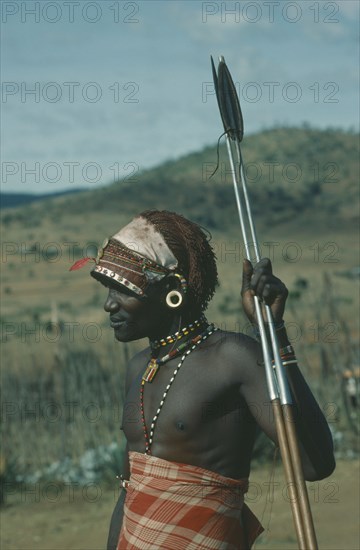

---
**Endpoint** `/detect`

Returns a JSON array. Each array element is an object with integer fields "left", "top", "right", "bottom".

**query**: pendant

[{"left": 142, "top": 358, "right": 160, "bottom": 383}]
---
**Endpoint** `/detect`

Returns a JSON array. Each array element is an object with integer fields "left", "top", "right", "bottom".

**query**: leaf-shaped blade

[
  {"left": 211, "top": 55, "right": 230, "bottom": 137},
  {"left": 217, "top": 58, "right": 244, "bottom": 142}
]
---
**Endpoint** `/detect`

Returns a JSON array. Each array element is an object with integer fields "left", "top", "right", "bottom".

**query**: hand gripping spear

[{"left": 211, "top": 56, "right": 318, "bottom": 550}]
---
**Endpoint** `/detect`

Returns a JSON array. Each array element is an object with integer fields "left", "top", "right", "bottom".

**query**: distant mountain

[
  {"left": 1, "top": 127, "right": 358, "bottom": 232},
  {"left": 0, "top": 189, "right": 85, "bottom": 209}
]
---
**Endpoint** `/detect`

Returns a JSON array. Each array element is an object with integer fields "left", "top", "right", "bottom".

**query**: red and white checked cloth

[{"left": 117, "top": 451, "right": 263, "bottom": 549}]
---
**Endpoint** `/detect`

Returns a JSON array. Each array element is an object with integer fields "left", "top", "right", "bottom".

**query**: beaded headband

[
  {"left": 91, "top": 238, "right": 172, "bottom": 297},
  {"left": 70, "top": 216, "right": 187, "bottom": 298}
]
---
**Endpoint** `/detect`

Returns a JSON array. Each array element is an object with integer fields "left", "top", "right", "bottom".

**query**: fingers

[
  {"left": 259, "top": 278, "right": 287, "bottom": 305},
  {"left": 241, "top": 259, "right": 254, "bottom": 296},
  {"left": 250, "top": 258, "right": 288, "bottom": 305},
  {"left": 250, "top": 258, "right": 272, "bottom": 288}
]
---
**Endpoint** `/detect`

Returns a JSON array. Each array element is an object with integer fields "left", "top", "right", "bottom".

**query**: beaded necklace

[
  {"left": 150, "top": 315, "right": 207, "bottom": 349},
  {"left": 143, "top": 316, "right": 208, "bottom": 383},
  {"left": 140, "top": 323, "right": 218, "bottom": 454}
]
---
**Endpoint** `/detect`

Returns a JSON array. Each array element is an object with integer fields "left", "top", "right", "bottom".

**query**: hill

[{"left": 1, "top": 127, "right": 358, "bottom": 234}]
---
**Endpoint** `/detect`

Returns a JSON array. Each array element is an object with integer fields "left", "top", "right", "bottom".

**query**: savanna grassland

[{"left": 1, "top": 127, "right": 359, "bottom": 549}]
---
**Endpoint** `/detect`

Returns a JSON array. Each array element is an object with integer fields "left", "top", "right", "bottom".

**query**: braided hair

[{"left": 138, "top": 210, "right": 218, "bottom": 316}]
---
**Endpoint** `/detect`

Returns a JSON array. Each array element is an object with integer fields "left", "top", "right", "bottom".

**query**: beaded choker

[
  {"left": 143, "top": 318, "right": 209, "bottom": 383},
  {"left": 140, "top": 323, "right": 218, "bottom": 454},
  {"left": 150, "top": 315, "right": 207, "bottom": 350}
]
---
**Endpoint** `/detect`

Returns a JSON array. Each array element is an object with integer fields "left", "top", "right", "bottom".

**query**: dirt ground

[{"left": 1, "top": 460, "right": 359, "bottom": 550}]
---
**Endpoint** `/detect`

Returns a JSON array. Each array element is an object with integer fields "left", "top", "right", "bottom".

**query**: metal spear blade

[{"left": 211, "top": 56, "right": 244, "bottom": 142}]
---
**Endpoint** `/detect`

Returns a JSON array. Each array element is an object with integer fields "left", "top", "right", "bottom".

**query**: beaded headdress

[{"left": 70, "top": 216, "right": 181, "bottom": 297}]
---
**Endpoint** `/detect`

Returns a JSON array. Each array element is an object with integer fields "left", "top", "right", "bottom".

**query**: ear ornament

[{"left": 166, "top": 290, "right": 183, "bottom": 308}]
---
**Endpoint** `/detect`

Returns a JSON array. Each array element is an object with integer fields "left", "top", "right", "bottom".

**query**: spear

[{"left": 211, "top": 55, "right": 318, "bottom": 550}]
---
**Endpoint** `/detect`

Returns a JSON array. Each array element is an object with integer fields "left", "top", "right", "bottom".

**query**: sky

[{"left": 1, "top": 0, "right": 359, "bottom": 194}]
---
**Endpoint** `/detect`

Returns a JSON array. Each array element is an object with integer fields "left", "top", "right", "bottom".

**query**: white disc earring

[{"left": 166, "top": 290, "right": 183, "bottom": 308}]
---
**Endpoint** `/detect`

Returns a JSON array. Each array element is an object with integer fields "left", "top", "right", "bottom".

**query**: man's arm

[
  {"left": 106, "top": 443, "right": 130, "bottom": 550},
  {"left": 237, "top": 258, "right": 336, "bottom": 481},
  {"left": 234, "top": 332, "right": 335, "bottom": 481},
  {"left": 275, "top": 325, "right": 335, "bottom": 480}
]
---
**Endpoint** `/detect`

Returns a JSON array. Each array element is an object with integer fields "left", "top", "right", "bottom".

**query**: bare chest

[{"left": 122, "top": 350, "right": 248, "bottom": 453}]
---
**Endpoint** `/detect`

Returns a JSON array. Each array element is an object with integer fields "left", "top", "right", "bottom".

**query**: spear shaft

[{"left": 212, "top": 56, "right": 318, "bottom": 550}]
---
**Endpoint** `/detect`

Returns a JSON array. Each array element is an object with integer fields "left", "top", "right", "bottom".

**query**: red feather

[{"left": 69, "top": 257, "right": 95, "bottom": 271}]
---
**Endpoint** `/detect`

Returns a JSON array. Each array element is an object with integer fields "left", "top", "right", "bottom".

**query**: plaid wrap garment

[{"left": 117, "top": 452, "right": 263, "bottom": 550}]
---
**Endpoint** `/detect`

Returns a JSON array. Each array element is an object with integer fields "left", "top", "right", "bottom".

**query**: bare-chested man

[{"left": 87, "top": 209, "right": 335, "bottom": 549}]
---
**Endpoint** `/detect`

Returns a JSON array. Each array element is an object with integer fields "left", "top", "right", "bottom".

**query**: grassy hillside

[{"left": 1, "top": 127, "right": 358, "bottom": 233}]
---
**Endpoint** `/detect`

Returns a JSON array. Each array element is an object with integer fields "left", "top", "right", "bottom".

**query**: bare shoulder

[
  {"left": 209, "top": 329, "right": 263, "bottom": 382},
  {"left": 211, "top": 329, "right": 261, "bottom": 360}
]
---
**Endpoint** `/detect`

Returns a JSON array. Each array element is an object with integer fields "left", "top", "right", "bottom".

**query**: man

[{"left": 76, "top": 209, "right": 335, "bottom": 549}]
